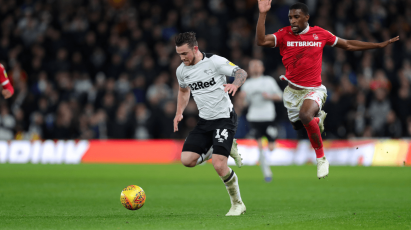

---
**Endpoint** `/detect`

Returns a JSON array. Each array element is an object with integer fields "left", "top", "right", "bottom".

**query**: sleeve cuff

[
  {"left": 331, "top": 37, "right": 338, "bottom": 47},
  {"left": 1, "top": 80, "right": 9, "bottom": 86}
]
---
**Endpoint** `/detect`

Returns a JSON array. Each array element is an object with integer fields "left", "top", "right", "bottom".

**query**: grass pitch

[{"left": 0, "top": 164, "right": 410, "bottom": 229}]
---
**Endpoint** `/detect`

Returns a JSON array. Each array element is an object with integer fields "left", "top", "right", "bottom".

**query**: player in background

[
  {"left": 240, "top": 60, "right": 282, "bottom": 182},
  {"left": 173, "top": 32, "right": 247, "bottom": 216},
  {"left": 256, "top": 1, "right": 399, "bottom": 179},
  {"left": 0, "top": 64, "right": 14, "bottom": 99}
]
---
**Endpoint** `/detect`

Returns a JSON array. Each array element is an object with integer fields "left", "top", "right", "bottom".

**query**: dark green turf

[{"left": 0, "top": 164, "right": 410, "bottom": 229}]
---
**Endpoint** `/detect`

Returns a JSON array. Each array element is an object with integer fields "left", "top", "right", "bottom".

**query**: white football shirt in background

[{"left": 241, "top": 76, "right": 283, "bottom": 122}]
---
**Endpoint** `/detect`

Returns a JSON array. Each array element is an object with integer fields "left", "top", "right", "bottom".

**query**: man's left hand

[
  {"left": 223, "top": 84, "right": 239, "bottom": 96},
  {"left": 381, "top": 36, "right": 400, "bottom": 48}
]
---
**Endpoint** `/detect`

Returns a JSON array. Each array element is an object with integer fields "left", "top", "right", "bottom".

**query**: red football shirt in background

[
  {"left": 0, "top": 64, "right": 14, "bottom": 96},
  {"left": 273, "top": 25, "right": 338, "bottom": 88}
]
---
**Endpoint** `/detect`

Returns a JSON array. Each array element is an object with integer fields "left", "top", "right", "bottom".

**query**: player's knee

[
  {"left": 180, "top": 153, "right": 197, "bottom": 167},
  {"left": 268, "top": 142, "right": 275, "bottom": 151},
  {"left": 299, "top": 110, "right": 313, "bottom": 124},
  {"left": 268, "top": 147, "right": 275, "bottom": 152},
  {"left": 181, "top": 158, "right": 196, "bottom": 167}
]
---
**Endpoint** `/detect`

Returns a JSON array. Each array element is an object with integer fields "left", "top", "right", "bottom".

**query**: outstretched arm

[
  {"left": 224, "top": 69, "right": 248, "bottom": 96},
  {"left": 256, "top": 0, "right": 275, "bottom": 47},
  {"left": 335, "top": 36, "right": 400, "bottom": 51}
]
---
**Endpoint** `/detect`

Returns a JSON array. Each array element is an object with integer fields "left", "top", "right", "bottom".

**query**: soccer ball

[{"left": 120, "top": 185, "right": 146, "bottom": 210}]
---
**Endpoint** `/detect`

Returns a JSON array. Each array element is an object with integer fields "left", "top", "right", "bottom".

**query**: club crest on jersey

[
  {"left": 313, "top": 33, "right": 319, "bottom": 40},
  {"left": 189, "top": 77, "right": 216, "bottom": 91},
  {"left": 204, "top": 69, "right": 216, "bottom": 75}
]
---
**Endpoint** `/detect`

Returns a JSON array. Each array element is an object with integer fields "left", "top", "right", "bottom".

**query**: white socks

[
  {"left": 259, "top": 149, "right": 267, "bottom": 172},
  {"left": 221, "top": 168, "right": 243, "bottom": 205},
  {"left": 196, "top": 146, "right": 213, "bottom": 165},
  {"left": 259, "top": 149, "right": 272, "bottom": 178}
]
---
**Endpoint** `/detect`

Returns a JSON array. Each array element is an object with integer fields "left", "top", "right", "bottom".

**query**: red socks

[{"left": 303, "top": 118, "right": 324, "bottom": 158}]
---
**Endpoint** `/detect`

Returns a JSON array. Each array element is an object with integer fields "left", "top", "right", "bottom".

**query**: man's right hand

[
  {"left": 2, "top": 89, "right": 12, "bottom": 99},
  {"left": 258, "top": 0, "right": 272, "bottom": 13},
  {"left": 173, "top": 114, "right": 183, "bottom": 132}
]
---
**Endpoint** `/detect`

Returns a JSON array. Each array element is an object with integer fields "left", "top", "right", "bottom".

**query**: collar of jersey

[
  {"left": 187, "top": 52, "right": 206, "bottom": 67},
  {"left": 296, "top": 23, "right": 310, "bottom": 35}
]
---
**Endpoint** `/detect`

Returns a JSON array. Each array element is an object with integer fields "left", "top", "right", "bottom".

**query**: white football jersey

[
  {"left": 241, "top": 76, "right": 283, "bottom": 122},
  {"left": 176, "top": 53, "right": 239, "bottom": 120}
]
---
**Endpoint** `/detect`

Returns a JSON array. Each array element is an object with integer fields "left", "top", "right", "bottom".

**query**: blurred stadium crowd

[{"left": 0, "top": 0, "right": 410, "bottom": 140}]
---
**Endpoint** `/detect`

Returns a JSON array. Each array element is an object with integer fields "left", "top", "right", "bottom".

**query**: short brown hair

[{"left": 175, "top": 32, "right": 198, "bottom": 48}]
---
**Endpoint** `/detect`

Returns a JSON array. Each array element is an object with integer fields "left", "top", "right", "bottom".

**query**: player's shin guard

[{"left": 303, "top": 118, "right": 324, "bottom": 158}]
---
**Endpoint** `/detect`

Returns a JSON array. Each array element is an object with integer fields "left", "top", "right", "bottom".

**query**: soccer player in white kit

[
  {"left": 173, "top": 32, "right": 247, "bottom": 216},
  {"left": 241, "top": 60, "right": 283, "bottom": 182}
]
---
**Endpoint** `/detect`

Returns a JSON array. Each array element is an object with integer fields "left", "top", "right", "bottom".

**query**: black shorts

[
  {"left": 182, "top": 110, "right": 238, "bottom": 157},
  {"left": 248, "top": 121, "right": 277, "bottom": 142}
]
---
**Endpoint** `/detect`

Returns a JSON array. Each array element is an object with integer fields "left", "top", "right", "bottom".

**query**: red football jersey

[
  {"left": 273, "top": 25, "right": 338, "bottom": 88},
  {"left": 0, "top": 64, "right": 14, "bottom": 96}
]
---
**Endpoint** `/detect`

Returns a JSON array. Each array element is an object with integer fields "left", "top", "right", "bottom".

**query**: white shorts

[{"left": 283, "top": 85, "right": 328, "bottom": 123}]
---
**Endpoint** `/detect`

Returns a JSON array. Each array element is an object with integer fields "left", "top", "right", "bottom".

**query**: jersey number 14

[{"left": 215, "top": 129, "right": 228, "bottom": 140}]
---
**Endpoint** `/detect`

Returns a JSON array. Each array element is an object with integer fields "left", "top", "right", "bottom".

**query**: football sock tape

[
  {"left": 196, "top": 154, "right": 204, "bottom": 165},
  {"left": 223, "top": 169, "right": 235, "bottom": 183}
]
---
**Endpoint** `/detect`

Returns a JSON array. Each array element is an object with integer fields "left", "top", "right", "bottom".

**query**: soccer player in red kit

[
  {"left": 256, "top": 1, "right": 399, "bottom": 178},
  {"left": 0, "top": 64, "right": 14, "bottom": 99}
]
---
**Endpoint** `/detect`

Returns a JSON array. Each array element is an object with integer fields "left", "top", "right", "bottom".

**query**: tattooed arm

[
  {"left": 223, "top": 68, "right": 248, "bottom": 96},
  {"left": 232, "top": 68, "right": 248, "bottom": 88},
  {"left": 211, "top": 55, "right": 248, "bottom": 96}
]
